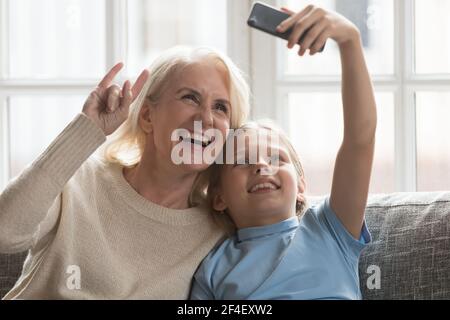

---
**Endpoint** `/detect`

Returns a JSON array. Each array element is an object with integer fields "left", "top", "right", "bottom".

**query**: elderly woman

[{"left": 0, "top": 46, "right": 250, "bottom": 299}]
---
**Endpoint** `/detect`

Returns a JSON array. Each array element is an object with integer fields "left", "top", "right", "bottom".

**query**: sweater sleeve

[{"left": 0, "top": 113, "right": 106, "bottom": 253}]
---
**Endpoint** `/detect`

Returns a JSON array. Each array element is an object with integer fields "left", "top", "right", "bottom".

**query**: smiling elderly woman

[{"left": 0, "top": 46, "right": 250, "bottom": 299}]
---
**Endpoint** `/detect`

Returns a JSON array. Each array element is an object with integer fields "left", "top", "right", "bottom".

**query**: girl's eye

[
  {"left": 270, "top": 154, "right": 286, "bottom": 164},
  {"left": 280, "top": 153, "right": 291, "bottom": 163},
  {"left": 234, "top": 158, "right": 250, "bottom": 166},
  {"left": 268, "top": 155, "right": 279, "bottom": 164}
]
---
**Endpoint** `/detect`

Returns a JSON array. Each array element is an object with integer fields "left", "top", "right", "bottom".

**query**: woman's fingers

[
  {"left": 93, "top": 64, "right": 148, "bottom": 115},
  {"left": 106, "top": 84, "right": 121, "bottom": 113},
  {"left": 120, "top": 80, "right": 133, "bottom": 112},
  {"left": 297, "top": 18, "right": 328, "bottom": 56},
  {"left": 98, "top": 62, "right": 124, "bottom": 93},
  {"left": 131, "top": 69, "right": 150, "bottom": 101}
]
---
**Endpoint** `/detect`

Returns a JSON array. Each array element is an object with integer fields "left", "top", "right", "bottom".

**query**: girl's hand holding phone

[{"left": 276, "top": 5, "right": 360, "bottom": 56}]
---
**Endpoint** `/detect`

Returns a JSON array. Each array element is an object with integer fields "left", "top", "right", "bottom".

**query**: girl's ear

[
  {"left": 213, "top": 193, "right": 228, "bottom": 213},
  {"left": 139, "top": 101, "right": 153, "bottom": 134},
  {"left": 297, "top": 176, "right": 307, "bottom": 203}
]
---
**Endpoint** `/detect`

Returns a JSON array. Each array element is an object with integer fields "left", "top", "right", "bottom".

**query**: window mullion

[
  {"left": 105, "top": 0, "right": 128, "bottom": 78},
  {"left": 404, "top": 0, "right": 417, "bottom": 192},
  {"left": 0, "top": 97, "right": 10, "bottom": 191},
  {"left": 0, "top": 0, "right": 9, "bottom": 78},
  {"left": 227, "top": 0, "right": 252, "bottom": 78},
  {"left": 0, "top": 81, "right": 95, "bottom": 95},
  {"left": 0, "top": 0, "right": 10, "bottom": 188},
  {"left": 394, "top": 0, "right": 417, "bottom": 192},
  {"left": 250, "top": 0, "right": 277, "bottom": 120}
]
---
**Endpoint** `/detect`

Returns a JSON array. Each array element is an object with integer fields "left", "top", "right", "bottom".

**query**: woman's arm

[
  {"left": 0, "top": 64, "right": 149, "bottom": 253},
  {"left": 0, "top": 114, "right": 106, "bottom": 253},
  {"left": 278, "top": 5, "right": 377, "bottom": 239}
]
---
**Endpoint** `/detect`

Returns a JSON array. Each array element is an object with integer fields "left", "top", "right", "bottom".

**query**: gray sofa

[
  {"left": 1, "top": 192, "right": 449, "bottom": 299},
  {"left": 358, "top": 192, "right": 450, "bottom": 299}
]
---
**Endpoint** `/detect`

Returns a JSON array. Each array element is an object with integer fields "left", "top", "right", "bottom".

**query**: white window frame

[
  {"left": 250, "top": 0, "right": 450, "bottom": 193},
  {"left": 0, "top": 0, "right": 127, "bottom": 190},
  {"left": 0, "top": 0, "right": 250, "bottom": 191},
  {"left": 2, "top": 0, "right": 448, "bottom": 194}
]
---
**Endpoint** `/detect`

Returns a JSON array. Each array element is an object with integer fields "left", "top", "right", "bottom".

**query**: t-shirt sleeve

[
  {"left": 189, "top": 258, "right": 215, "bottom": 300},
  {"left": 189, "top": 272, "right": 214, "bottom": 300},
  {"left": 310, "top": 197, "right": 372, "bottom": 262}
]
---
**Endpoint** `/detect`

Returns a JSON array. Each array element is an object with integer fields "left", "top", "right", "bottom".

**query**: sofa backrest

[
  {"left": 358, "top": 192, "right": 450, "bottom": 299},
  {"left": 0, "top": 251, "right": 26, "bottom": 298},
  {"left": 1, "top": 192, "right": 450, "bottom": 299}
]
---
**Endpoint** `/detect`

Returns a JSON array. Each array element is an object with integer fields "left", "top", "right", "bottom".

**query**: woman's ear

[
  {"left": 139, "top": 101, "right": 153, "bottom": 134},
  {"left": 213, "top": 193, "right": 227, "bottom": 213}
]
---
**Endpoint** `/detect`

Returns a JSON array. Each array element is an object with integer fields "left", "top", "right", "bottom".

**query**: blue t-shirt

[{"left": 190, "top": 197, "right": 372, "bottom": 300}]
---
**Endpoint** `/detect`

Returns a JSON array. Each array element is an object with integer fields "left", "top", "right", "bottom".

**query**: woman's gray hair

[{"left": 101, "top": 46, "right": 251, "bottom": 167}]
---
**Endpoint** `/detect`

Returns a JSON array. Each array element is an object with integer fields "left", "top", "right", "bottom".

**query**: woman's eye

[
  {"left": 215, "top": 103, "right": 228, "bottom": 113},
  {"left": 182, "top": 94, "right": 199, "bottom": 104}
]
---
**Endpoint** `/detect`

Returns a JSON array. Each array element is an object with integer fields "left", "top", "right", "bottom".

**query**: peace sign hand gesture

[{"left": 82, "top": 62, "right": 150, "bottom": 136}]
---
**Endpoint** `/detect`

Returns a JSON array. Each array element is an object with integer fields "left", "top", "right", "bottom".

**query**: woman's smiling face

[{"left": 140, "top": 57, "right": 232, "bottom": 173}]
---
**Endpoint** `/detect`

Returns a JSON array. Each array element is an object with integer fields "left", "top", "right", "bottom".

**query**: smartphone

[{"left": 247, "top": 1, "right": 325, "bottom": 52}]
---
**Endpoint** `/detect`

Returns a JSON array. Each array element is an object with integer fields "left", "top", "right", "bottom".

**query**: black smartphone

[{"left": 247, "top": 1, "right": 325, "bottom": 52}]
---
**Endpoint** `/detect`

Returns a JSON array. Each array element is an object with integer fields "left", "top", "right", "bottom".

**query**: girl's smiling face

[{"left": 212, "top": 128, "right": 306, "bottom": 229}]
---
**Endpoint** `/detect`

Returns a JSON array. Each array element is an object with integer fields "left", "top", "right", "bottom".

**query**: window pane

[
  {"left": 8, "top": 0, "right": 106, "bottom": 79},
  {"left": 416, "top": 92, "right": 450, "bottom": 191},
  {"left": 279, "top": 0, "right": 394, "bottom": 76},
  {"left": 8, "top": 96, "right": 84, "bottom": 178},
  {"left": 415, "top": 0, "right": 450, "bottom": 74},
  {"left": 287, "top": 92, "right": 394, "bottom": 196},
  {"left": 127, "top": 0, "right": 228, "bottom": 76}
]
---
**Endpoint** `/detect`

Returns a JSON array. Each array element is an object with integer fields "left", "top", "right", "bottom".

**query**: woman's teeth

[{"left": 178, "top": 135, "right": 213, "bottom": 147}]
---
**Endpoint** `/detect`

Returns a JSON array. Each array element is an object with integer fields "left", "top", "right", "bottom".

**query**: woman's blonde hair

[
  {"left": 205, "top": 120, "right": 308, "bottom": 234},
  {"left": 101, "top": 46, "right": 251, "bottom": 168}
]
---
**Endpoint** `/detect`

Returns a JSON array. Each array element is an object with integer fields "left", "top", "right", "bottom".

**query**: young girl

[{"left": 190, "top": 5, "right": 376, "bottom": 300}]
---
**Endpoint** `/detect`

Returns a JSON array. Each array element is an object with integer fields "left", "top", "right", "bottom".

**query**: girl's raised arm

[{"left": 278, "top": 5, "right": 377, "bottom": 239}]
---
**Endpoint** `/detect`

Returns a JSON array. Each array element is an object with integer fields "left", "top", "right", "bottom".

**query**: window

[
  {"left": 126, "top": 0, "right": 227, "bottom": 76},
  {"left": 286, "top": 92, "right": 395, "bottom": 194},
  {"left": 250, "top": 0, "right": 450, "bottom": 195},
  {"left": 1, "top": 0, "right": 449, "bottom": 196},
  {"left": 0, "top": 0, "right": 228, "bottom": 190},
  {"left": 7, "top": 0, "right": 107, "bottom": 79},
  {"left": 416, "top": 92, "right": 450, "bottom": 191}
]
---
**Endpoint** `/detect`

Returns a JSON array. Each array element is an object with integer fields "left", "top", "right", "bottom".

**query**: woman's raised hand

[{"left": 82, "top": 62, "right": 150, "bottom": 136}]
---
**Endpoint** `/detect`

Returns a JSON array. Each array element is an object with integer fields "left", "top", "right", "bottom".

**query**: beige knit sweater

[{"left": 0, "top": 113, "right": 225, "bottom": 299}]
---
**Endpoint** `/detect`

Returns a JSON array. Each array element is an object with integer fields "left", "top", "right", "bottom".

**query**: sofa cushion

[{"left": 359, "top": 192, "right": 450, "bottom": 299}]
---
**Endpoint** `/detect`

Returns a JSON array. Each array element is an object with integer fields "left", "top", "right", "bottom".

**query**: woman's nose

[{"left": 196, "top": 106, "right": 214, "bottom": 128}]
